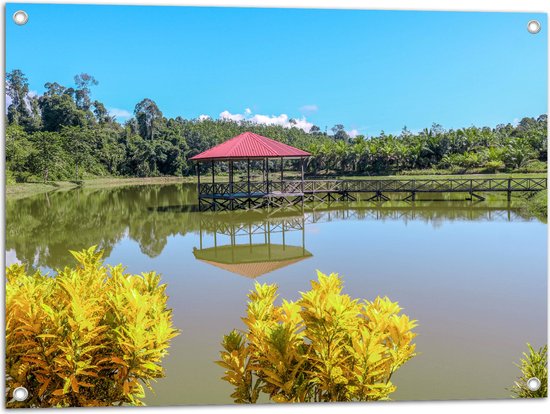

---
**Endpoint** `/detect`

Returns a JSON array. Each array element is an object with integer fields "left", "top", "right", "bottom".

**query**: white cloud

[
  {"left": 108, "top": 108, "right": 132, "bottom": 119},
  {"left": 219, "top": 109, "right": 314, "bottom": 132},
  {"left": 299, "top": 104, "right": 318, "bottom": 113},
  {"left": 220, "top": 110, "right": 246, "bottom": 122},
  {"left": 198, "top": 114, "right": 211, "bottom": 121},
  {"left": 347, "top": 129, "right": 360, "bottom": 138}
]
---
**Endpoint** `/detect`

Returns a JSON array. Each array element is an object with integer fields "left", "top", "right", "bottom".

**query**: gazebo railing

[{"left": 199, "top": 181, "right": 271, "bottom": 196}]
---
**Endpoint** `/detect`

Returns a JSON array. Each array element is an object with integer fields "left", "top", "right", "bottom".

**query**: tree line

[{"left": 5, "top": 69, "right": 548, "bottom": 183}]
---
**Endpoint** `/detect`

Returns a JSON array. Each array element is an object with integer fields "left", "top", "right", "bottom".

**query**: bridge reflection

[{"left": 192, "top": 199, "right": 527, "bottom": 277}]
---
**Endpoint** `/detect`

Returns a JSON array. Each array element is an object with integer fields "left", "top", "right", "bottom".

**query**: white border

[
  {"left": 2, "top": 0, "right": 550, "bottom": 12},
  {"left": 1, "top": 1, "right": 549, "bottom": 414}
]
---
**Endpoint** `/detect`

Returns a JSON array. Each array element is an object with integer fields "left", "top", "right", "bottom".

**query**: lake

[{"left": 5, "top": 183, "right": 547, "bottom": 403}]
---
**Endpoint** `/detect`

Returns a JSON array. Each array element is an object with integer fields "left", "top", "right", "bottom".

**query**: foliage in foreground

[
  {"left": 217, "top": 271, "right": 417, "bottom": 403},
  {"left": 510, "top": 344, "right": 548, "bottom": 398},
  {"left": 5, "top": 246, "right": 179, "bottom": 407}
]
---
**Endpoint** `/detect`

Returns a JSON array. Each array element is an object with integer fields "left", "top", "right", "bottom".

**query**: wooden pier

[
  {"left": 190, "top": 131, "right": 546, "bottom": 212},
  {"left": 198, "top": 177, "right": 547, "bottom": 211}
]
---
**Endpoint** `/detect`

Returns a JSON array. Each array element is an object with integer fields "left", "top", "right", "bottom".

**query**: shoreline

[
  {"left": 5, "top": 176, "right": 194, "bottom": 200},
  {"left": 5, "top": 172, "right": 547, "bottom": 200}
]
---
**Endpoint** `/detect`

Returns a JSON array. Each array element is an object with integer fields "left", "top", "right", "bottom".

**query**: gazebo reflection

[{"left": 193, "top": 214, "right": 312, "bottom": 278}]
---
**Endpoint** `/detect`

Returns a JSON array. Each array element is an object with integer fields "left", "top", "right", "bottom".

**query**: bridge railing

[{"left": 199, "top": 177, "right": 546, "bottom": 197}]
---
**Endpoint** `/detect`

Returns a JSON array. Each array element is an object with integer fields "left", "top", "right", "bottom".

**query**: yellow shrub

[
  {"left": 5, "top": 246, "right": 179, "bottom": 407},
  {"left": 217, "top": 271, "right": 417, "bottom": 403}
]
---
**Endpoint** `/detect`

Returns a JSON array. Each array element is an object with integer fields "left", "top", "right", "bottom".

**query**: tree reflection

[{"left": 6, "top": 184, "right": 527, "bottom": 270}]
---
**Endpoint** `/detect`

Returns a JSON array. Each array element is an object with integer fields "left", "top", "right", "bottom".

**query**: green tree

[
  {"left": 61, "top": 126, "right": 94, "bottom": 180},
  {"left": 331, "top": 124, "right": 349, "bottom": 141},
  {"left": 39, "top": 93, "right": 88, "bottom": 132},
  {"left": 92, "top": 100, "right": 114, "bottom": 124},
  {"left": 74, "top": 73, "right": 98, "bottom": 112},
  {"left": 134, "top": 98, "right": 163, "bottom": 140},
  {"left": 29, "top": 131, "right": 64, "bottom": 182},
  {"left": 5, "top": 125, "right": 32, "bottom": 182},
  {"left": 5, "top": 69, "right": 32, "bottom": 127}
]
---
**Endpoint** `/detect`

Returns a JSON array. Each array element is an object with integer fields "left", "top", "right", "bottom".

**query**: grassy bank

[
  {"left": 5, "top": 176, "right": 193, "bottom": 200},
  {"left": 327, "top": 172, "right": 547, "bottom": 180},
  {"left": 6, "top": 172, "right": 547, "bottom": 200},
  {"left": 518, "top": 190, "right": 548, "bottom": 222}
]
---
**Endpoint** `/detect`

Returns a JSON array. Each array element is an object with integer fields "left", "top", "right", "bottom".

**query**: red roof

[{"left": 190, "top": 132, "right": 311, "bottom": 161}]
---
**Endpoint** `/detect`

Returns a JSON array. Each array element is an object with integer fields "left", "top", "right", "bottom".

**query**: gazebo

[{"left": 191, "top": 132, "right": 311, "bottom": 211}]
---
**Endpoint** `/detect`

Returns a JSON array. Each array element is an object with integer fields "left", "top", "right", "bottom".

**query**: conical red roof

[{"left": 190, "top": 131, "right": 311, "bottom": 161}]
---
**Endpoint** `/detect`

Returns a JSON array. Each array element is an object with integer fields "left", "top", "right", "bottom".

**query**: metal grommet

[
  {"left": 527, "top": 20, "right": 541, "bottom": 34},
  {"left": 13, "top": 386, "right": 29, "bottom": 402},
  {"left": 13, "top": 10, "right": 29, "bottom": 26},
  {"left": 526, "top": 377, "right": 542, "bottom": 392}
]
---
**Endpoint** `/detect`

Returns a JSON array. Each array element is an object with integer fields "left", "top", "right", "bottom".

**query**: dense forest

[{"left": 5, "top": 69, "right": 548, "bottom": 183}]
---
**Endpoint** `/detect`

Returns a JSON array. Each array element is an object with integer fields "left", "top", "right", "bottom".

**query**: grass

[{"left": 5, "top": 176, "right": 193, "bottom": 200}]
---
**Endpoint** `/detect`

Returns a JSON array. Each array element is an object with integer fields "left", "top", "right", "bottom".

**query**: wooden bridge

[{"left": 197, "top": 177, "right": 547, "bottom": 211}]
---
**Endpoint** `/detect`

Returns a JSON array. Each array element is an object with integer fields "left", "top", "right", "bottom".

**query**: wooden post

[
  {"left": 507, "top": 178, "right": 511, "bottom": 201},
  {"left": 229, "top": 161, "right": 234, "bottom": 194},
  {"left": 211, "top": 160, "right": 215, "bottom": 185},
  {"left": 247, "top": 159, "right": 251, "bottom": 194},
  {"left": 196, "top": 163, "right": 201, "bottom": 195},
  {"left": 300, "top": 157, "right": 305, "bottom": 193},
  {"left": 266, "top": 158, "right": 270, "bottom": 194},
  {"left": 262, "top": 158, "right": 267, "bottom": 192},
  {"left": 280, "top": 157, "right": 284, "bottom": 188}
]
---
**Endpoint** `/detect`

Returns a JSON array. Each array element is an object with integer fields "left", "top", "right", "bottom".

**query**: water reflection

[
  {"left": 193, "top": 215, "right": 311, "bottom": 278},
  {"left": 4, "top": 183, "right": 546, "bottom": 404},
  {"left": 5, "top": 183, "right": 533, "bottom": 271}
]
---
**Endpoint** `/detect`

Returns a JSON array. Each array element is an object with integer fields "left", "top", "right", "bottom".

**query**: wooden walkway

[{"left": 198, "top": 177, "right": 547, "bottom": 211}]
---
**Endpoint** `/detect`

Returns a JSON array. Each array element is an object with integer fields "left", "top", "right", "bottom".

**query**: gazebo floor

[
  {"left": 198, "top": 192, "right": 306, "bottom": 212},
  {"left": 201, "top": 191, "right": 305, "bottom": 200}
]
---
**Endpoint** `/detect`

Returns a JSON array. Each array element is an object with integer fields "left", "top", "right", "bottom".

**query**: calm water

[{"left": 5, "top": 184, "right": 547, "bottom": 403}]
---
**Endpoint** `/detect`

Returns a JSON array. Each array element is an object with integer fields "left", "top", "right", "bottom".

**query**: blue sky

[{"left": 6, "top": 4, "right": 548, "bottom": 136}]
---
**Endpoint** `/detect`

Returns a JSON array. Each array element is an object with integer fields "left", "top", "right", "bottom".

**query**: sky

[{"left": 5, "top": 3, "right": 548, "bottom": 136}]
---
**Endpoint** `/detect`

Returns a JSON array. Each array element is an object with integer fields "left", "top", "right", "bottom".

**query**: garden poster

[{"left": 4, "top": 2, "right": 548, "bottom": 409}]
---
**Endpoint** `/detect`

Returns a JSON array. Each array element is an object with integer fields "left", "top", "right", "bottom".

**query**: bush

[
  {"left": 513, "top": 160, "right": 548, "bottom": 173},
  {"left": 518, "top": 190, "right": 548, "bottom": 223},
  {"left": 510, "top": 344, "right": 547, "bottom": 398},
  {"left": 5, "top": 246, "right": 179, "bottom": 407},
  {"left": 482, "top": 160, "right": 505, "bottom": 173},
  {"left": 217, "top": 271, "right": 417, "bottom": 403},
  {"left": 6, "top": 170, "right": 17, "bottom": 185}
]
